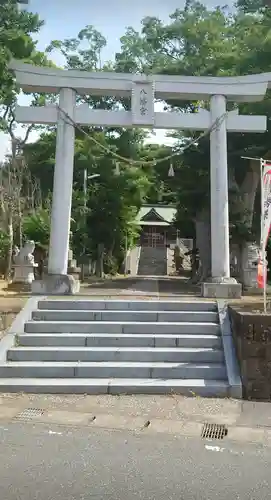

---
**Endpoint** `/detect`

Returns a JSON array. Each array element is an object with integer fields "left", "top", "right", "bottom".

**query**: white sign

[{"left": 131, "top": 81, "right": 155, "bottom": 126}]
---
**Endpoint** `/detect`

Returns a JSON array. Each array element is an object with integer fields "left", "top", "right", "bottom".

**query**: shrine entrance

[
  {"left": 10, "top": 60, "right": 269, "bottom": 296},
  {"left": 142, "top": 227, "right": 165, "bottom": 247},
  {"left": 137, "top": 205, "right": 175, "bottom": 248}
]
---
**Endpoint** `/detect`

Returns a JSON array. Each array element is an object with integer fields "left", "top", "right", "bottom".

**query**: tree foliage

[
  {"left": 0, "top": 0, "right": 43, "bottom": 108},
  {"left": 21, "top": 24, "right": 174, "bottom": 271},
  {"left": 115, "top": 1, "right": 271, "bottom": 244},
  {"left": 23, "top": 208, "right": 50, "bottom": 249}
]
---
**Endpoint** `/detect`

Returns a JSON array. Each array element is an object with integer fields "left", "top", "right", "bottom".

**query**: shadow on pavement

[{"left": 83, "top": 276, "right": 201, "bottom": 297}]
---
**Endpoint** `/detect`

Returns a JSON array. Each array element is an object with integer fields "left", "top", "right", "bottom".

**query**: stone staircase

[
  {"left": 0, "top": 298, "right": 240, "bottom": 397},
  {"left": 138, "top": 247, "right": 167, "bottom": 276}
]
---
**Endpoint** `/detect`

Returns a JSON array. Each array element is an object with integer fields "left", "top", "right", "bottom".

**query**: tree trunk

[
  {"left": 239, "top": 159, "right": 260, "bottom": 228},
  {"left": 230, "top": 160, "right": 260, "bottom": 282},
  {"left": 96, "top": 243, "right": 104, "bottom": 278},
  {"left": 5, "top": 213, "right": 13, "bottom": 281},
  {"left": 18, "top": 196, "right": 23, "bottom": 249}
]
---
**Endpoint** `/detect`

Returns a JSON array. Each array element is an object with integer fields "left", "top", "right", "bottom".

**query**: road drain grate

[
  {"left": 201, "top": 423, "right": 228, "bottom": 440},
  {"left": 15, "top": 408, "right": 45, "bottom": 421}
]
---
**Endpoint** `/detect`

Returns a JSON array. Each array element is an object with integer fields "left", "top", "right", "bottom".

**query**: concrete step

[
  {"left": 136, "top": 259, "right": 165, "bottom": 262},
  {"left": 0, "top": 378, "right": 230, "bottom": 396},
  {"left": 138, "top": 262, "right": 166, "bottom": 266},
  {"left": 17, "top": 333, "right": 222, "bottom": 348},
  {"left": 32, "top": 309, "right": 219, "bottom": 323},
  {"left": 24, "top": 321, "right": 220, "bottom": 335},
  {"left": 139, "top": 259, "right": 166, "bottom": 262},
  {"left": 39, "top": 300, "right": 217, "bottom": 312},
  {"left": 7, "top": 346, "right": 224, "bottom": 363},
  {"left": 138, "top": 269, "right": 167, "bottom": 276},
  {"left": 38, "top": 300, "right": 217, "bottom": 312},
  {"left": 0, "top": 361, "right": 227, "bottom": 379},
  {"left": 139, "top": 263, "right": 165, "bottom": 267}
]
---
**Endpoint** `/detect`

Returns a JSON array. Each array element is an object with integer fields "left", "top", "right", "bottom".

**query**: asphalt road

[{"left": 0, "top": 422, "right": 270, "bottom": 500}]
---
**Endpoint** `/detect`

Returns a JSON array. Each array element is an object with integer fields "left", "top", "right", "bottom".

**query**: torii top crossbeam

[
  {"left": 9, "top": 60, "right": 271, "bottom": 102},
  {"left": 8, "top": 61, "right": 269, "bottom": 133}
]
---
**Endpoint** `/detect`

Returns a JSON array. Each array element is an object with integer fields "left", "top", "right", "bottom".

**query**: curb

[
  {"left": 217, "top": 299, "right": 242, "bottom": 399},
  {"left": 0, "top": 297, "right": 42, "bottom": 363},
  {"left": 0, "top": 406, "right": 270, "bottom": 446}
]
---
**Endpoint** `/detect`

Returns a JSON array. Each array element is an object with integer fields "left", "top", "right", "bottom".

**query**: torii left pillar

[{"left": 32, "top": 88, "right": 80, "bottom": 295}]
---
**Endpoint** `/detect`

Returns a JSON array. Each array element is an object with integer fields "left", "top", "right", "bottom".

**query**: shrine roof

[{"left": 135, "top": 205, "right": 176, "bottom": 226}]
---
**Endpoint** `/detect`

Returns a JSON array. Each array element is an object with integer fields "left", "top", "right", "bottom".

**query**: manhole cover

[
  {"left": 15, "top": 408, "right": 45, "bottom": 420},
  {"left": 201, "top": 423, "right": 228, "bottom": 440}
]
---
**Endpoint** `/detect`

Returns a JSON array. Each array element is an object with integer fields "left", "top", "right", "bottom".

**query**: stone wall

[{"left": 229, "top": 306, "right": 271, "bottom": 400}]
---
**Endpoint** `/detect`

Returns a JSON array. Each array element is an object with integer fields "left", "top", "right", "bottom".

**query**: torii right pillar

[{"left": 202, "top": 93, "right": 265, "bottom": 299}]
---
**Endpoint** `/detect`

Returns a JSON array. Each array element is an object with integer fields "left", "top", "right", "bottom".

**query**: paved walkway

[
  {"left": 81, "top": 276, "right": 201, "bottom": 298},
  {"left": 1, "top": 393, "right": 271, "bottom": 447},
  {"left": 0, "top": 275, "right": 268, "bottom": 312}
]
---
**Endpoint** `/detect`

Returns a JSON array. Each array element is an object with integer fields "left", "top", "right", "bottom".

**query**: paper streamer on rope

[{"left": 168, "top": 163, "right": 175, "bottom": 177}]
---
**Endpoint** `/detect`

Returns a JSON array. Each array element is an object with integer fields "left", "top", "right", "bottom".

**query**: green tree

[
  {"left": 139, "top": 143, "right": 178, "bottom": 204},
  {"left": 22, "top": 208, "right": 50, "bottom": 249},
  {"left": 0, "top": 0, "right": 43, "bottom": 109},
  {"left": 24, "top": 122, "right": 153, "bottom": 272},
  {"left": 0, "top": 2, "right": 60, "bottom": 276},
  {"left": 24, "top": 25, "right": 162, "bottom": 271},
  {"left": 115, "top": 1, "right": 271, "bottom": 278},
  {"left": 46, "top": 25, "right": 107, "bottom": 72},
  {"left": 86, "top": 157, "right": 150, "bottom": 268}
]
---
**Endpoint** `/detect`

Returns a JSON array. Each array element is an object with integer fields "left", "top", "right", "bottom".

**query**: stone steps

[
  {"left": 138, "top": 247, "right": 167, "bottom": 276},
  {"left": 17, "top": 333, "right": 222, "bottom": 348},
  {"left": 24, "top": 321, "right": 220, "bottom": 335},
  {"left": 32, "top": 309, "right": 218, "bottom": 323},
  {"left": 0, "top": 298, "right": 235, "bottom": 397},
  {"left": 0, "top": 378, "right": 230, "bottom": 396},
  {"left": 7, "top": 346, "right": 224, "bottom": 363},
  {"left": 38, "top": 300, "right": 217, "bottom": 312},
  {"left": 0, "top": 362, "right": 227, "bottom": 380}
]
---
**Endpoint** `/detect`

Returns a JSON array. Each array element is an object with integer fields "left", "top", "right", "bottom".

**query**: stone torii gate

[{"left": 9, "top": 61, "right": 269, "bottom": 296}]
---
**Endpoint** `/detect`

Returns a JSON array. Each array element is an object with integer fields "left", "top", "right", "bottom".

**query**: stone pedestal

[
  {"left": 31, "top": 274, "right": 80, "bottom": 295},
  {"left": 241, "top": 242, "right": 259, "bottom": 290},
  {"left": 38, "top": 248, "right": 81, "bottom": 294},
  {"left": 8, "top": 240, "right": 38, "bottom": 292},
  {"left": 67, "top": 267, "right": 81, "bottom": 280},
  {"left": 8, "top": 264, "right": 37, "bottom": 292},
  {"left": 13, "top": 264, "right": 37, "bottom": 284},
  {"left": 202, "top": 282, "right": 242, "bottom": 298},
  {"left": 67, "top": 248, "right": 81, "bottom": 280},
  {"left": 202, "top": 277, "right": 242, "bottom": 298}
]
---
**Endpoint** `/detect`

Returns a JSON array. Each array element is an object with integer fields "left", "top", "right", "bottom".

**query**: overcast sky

[{"left": 0, "top": 0, "right": 234, "bottom": 160}]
